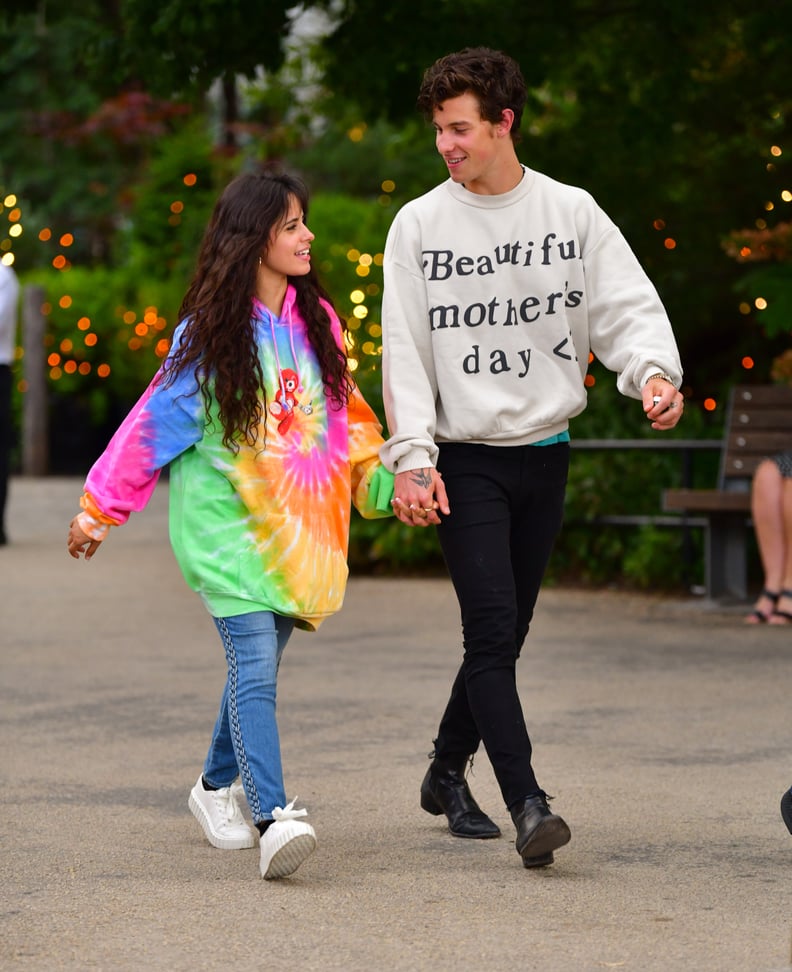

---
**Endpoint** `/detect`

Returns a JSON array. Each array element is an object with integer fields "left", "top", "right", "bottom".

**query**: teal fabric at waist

[{"left": 532, "top": 431, "right": 571, "bottom": 446}]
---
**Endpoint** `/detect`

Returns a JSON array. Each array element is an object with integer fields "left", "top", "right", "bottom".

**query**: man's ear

[{"left": 497, "top": 108, "right": 515, "bottom": 137}]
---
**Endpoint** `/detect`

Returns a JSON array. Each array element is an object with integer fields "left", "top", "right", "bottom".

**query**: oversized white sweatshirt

[{"left": 380, "top": 167, "right": 683, "bottom": 473}]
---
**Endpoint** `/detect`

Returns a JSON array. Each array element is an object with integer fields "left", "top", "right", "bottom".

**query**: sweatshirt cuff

[
  {"left": 78, "top": 491, "right": 122, "bottom": 540},
  {"left": 75, "top": 510, "right": 111, "bottom": 542},
  {"left": 379, "top": 442, "right": 438, "bottom": 475}
]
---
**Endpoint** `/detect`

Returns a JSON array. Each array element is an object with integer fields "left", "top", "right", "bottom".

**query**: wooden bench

[{"left": 662, "top": 385, "right": 792, "bottom": 601}]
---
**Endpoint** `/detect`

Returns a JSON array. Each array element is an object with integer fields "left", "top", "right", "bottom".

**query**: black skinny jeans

[{"left": 433, "top": 441, "right": 569, "bottom": 810}]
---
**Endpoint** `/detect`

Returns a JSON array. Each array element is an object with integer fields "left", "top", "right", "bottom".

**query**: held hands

[
  {"left": 643, "top": 378, "right": 684, "bottom": 431},
  {"left": 391, "top": 379, "right": 684, "bottom": 525},
  {"left": 67, "top": 516, "right": 103, "bottom": 560},
  {"left": 391, "top": 467, "right": 450, "bottom": 528}
]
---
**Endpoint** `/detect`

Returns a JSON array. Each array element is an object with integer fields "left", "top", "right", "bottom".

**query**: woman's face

[{"left": 260, "top": 195, "right": 314, "bottom": 279}]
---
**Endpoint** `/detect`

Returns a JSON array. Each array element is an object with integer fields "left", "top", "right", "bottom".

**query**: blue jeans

[
  {"left": 434, "top": 441, "right": 569, "bottom": 810},
  {"left": 203, "top": 611, "right": 295, "bottom": 824}
]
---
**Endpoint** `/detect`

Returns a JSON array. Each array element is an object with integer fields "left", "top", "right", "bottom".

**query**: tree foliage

[
  {"left": 2, "top": 3, "right": 188, "bottom": 266},
  {"left": 119, "top": 0, "right": 291, "bottom": 96},
  {"left": 0, "top": 0, "right": 295, "bottom": 265}
]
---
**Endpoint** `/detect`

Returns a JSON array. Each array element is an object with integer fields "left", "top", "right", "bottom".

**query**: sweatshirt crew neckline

[{"left": 445, "top": 166, "right": 535, "bottom": 209}]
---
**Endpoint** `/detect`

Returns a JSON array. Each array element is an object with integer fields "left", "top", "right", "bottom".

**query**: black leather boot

[
  {"left": 420, "top": 754, "right": 501, "bottom": 839},
  {"left": 510, "top": 792, "right": 571, "bottom": 868}
]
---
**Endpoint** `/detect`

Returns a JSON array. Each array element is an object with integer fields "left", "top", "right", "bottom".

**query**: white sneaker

[
  {"left": 188, "top": 776, "right": 257, "bottom": 850},
  {"left": 259, "top": 797, "right": 317, "bottom": 879}
]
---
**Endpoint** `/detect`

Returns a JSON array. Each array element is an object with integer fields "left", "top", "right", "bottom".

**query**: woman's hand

[{"left": 67, "top": 516, "right": 103, "bottom": 560}]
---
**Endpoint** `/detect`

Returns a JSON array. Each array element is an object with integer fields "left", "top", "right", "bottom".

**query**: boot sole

[
  {"left": 448, "top": 823, "right": 502, "bottom": 839},
  {"left": 517, "top": 816, "right": 571, "bottom": 862}
]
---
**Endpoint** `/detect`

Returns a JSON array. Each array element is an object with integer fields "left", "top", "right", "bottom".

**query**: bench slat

[
  {"left": 732, "top": 386, "right": 792, "bottom": 407},
  {"left": 728, "top": 412, "right": 792, "bottom": 434},
  {"left": 663, "top": 488, "right": 751, "bottom": 513},
  {"left": 663, "top": 489, "right": 751, "bottom": 513},
  {"left": 727, "top": 431, "right": 792, "bottom": 451}
]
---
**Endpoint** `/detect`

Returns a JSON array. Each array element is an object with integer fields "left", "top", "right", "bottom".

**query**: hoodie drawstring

[{"left": 264, "top": 302, "right": 300, "bottom": 402}]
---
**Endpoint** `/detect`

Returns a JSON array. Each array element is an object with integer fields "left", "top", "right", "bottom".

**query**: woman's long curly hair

[{"left": 163, "top": 169, "right": 352, "bottom": 450}]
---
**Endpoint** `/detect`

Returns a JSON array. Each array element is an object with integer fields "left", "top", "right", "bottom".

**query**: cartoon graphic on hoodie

[{"left": 269, "top": 367, "right": 313, "bottom": 435}]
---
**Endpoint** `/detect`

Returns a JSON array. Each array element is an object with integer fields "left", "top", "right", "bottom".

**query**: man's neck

[{"left": 463, "top": 156, "right": 524, "bottom": 196}]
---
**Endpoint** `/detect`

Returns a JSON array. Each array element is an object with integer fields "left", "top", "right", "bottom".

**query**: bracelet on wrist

[{"left": 645, "top": 372, "right": 675, "bottom": 386}]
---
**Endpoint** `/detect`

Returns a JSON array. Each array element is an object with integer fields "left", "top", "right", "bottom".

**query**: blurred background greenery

[{"left": 1, "top": 0, "right": 790, "bottom": 590}]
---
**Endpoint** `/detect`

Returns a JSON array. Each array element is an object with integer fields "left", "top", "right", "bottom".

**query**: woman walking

[{"left": 67, "top": 169, "right": 392, "bottom": 879}]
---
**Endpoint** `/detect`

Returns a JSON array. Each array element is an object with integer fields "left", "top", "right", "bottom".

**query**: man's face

[{"left": 431, "top": 92, "right": 508, "bottom": 195}]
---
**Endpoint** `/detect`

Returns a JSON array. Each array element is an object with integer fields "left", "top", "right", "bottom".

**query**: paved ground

[{"left": 2, "top": 475, "right": 792, "bottom": 972}]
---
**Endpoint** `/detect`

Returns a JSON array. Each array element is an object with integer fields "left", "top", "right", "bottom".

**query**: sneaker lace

[
  {"left": 272, "top": 797, "right": 308, "bottom": 822},
  {"left": 214, "top": 786, "right": 245, "bottom": 825}
]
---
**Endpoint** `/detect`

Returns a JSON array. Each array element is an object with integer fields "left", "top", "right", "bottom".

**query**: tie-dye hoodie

[{"left": 77, "top": 285, "right": 393, "bottom": 630}]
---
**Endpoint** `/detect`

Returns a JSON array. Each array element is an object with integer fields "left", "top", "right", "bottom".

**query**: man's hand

[
  {"left": 67, "top": 516, "right": 103, "bottom": 560},
  {"left": 391, "top": 467, "right": 450, "bottom": 527},
  {"left": 643, "top": 379, "right": 684, "bottom": 431}
]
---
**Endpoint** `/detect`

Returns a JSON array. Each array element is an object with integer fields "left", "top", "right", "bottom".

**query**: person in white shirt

[
  {"left": 380, "top": 47, "right": 684, "bottom": 869},
  {"left": 0, "top": 261, "right": 20, "bottom": 546}
]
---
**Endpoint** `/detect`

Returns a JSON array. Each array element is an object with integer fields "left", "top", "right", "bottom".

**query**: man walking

[{"left": 379, "top": 47, "right": 684, "bottom": 869}]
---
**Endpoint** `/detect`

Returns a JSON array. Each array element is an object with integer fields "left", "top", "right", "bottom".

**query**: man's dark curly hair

[
  {"left": 417, "top": 47, "right": 527, "bottom": 142},
  {"left": 162, "top": 169, "right": 352, "bottom": 451}
]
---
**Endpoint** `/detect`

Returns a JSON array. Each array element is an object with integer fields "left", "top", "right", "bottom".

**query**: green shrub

[
  {"left": 349, "top": 513, "right": 444, "bottom": 575},
  {"left": 547, "top": 365, "right": 721, "bottom": 591},
  {"left": 21, "top": 265, "right": 171, "bottom": 424}
]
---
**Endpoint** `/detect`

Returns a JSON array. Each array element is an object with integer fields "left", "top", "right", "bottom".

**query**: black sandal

[
  {"left": 747, "top": 588, "right": 780, "bottom": 623},
  {"left": 770, "top": 589, "right": 792, "bottom": 625}
]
